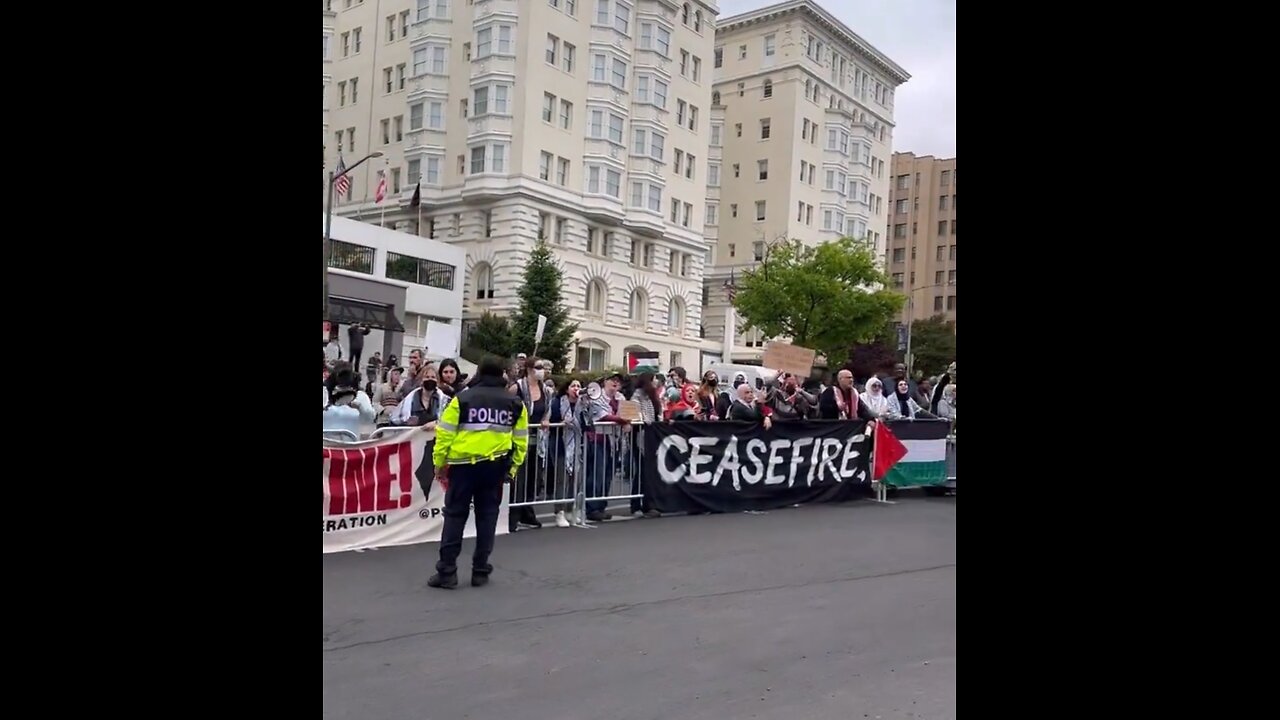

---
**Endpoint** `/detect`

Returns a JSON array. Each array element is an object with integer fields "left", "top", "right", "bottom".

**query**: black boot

[
  {"left": 427, "top": 573, "right": 458, "bottom": 589},
  {"left": 519, "top": 507, "right": 542, "bottom": 528},
  {"left": 472, "top": 563, "right": 492, "bottom": 587}
]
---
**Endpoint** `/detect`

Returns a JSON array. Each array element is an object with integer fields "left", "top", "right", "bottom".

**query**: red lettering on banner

[{"left": 325, "top": 443, "right": 415, "bottom": 516}]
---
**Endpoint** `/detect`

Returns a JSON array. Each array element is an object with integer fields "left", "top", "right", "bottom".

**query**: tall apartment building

[
  {"left": 698, "top": 0, "right": 909, "bottom": 364},
  {"left": 886, "top": 152, "right": 956, "bottom": 328},
  {"left": 323, "top": 0, "right": 719, "bottom": 373}
]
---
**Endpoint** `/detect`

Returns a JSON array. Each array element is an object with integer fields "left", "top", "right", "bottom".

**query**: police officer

[{"left": 428, "top": 355, "right": 530, "bottom": 589}]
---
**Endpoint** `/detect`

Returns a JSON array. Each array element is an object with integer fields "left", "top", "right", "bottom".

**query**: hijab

[{"left": 893, "top": 381, "right": 913, "bottom": 418}]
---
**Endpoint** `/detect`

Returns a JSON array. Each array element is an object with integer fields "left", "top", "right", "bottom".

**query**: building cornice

[{"left": 716, "top": 0, "right": 909, "bottom": 85}]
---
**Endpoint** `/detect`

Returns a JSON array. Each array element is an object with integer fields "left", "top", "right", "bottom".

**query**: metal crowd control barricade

[
  {"left": 508, "top": 422, "right": 580, "bottom": 519},
  {"left": 945, "top": 432, "right": 956, "bottom": 490},
  {"left": 369, "top": 426, "right": 414, "bottom": 441},
  {"left": 574, "top": 420, "right": 645, "bottom": 526},
  {"left": 322, "top": 429, "right": 360, "bottom": 444}
]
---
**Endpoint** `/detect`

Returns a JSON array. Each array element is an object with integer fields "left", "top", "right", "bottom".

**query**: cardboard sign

[
  {"left": 534, "top": 314, "right": 547, "bottom": 343},
  {"left": 762, "top": 341, "right": 816, "bottom": 378},
  {"left": 616, "top": 400, "right": 642, "bottom": 422}
]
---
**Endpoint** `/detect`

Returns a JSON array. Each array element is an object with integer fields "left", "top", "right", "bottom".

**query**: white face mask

[{"left": 534, "top": 369, "right": 546, "bottom": 380}]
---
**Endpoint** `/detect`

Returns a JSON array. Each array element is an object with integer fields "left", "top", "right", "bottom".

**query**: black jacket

[{"left": 817, "top": 386, "right": 877, "bottom": 421}]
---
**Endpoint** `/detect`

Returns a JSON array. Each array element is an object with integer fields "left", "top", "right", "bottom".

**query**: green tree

[
  {"left": 464, "top": 312, "right": 513, "bottom": 360},
  {"left": 509, "top": 241, "right": 579, "bottom": 370},
  {"left": 907, "top": 315, "right": 956, "bottom": 378},
  {"left": 732, "top": 237, "right": 905, "bottom": 362}
]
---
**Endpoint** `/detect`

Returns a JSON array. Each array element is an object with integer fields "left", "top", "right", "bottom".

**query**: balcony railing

[
  {"left": 386, "top": 252, "right": 456, "bottom": 290},
  {"left": 328, "top": 239, "right": 375, "bottom": 274}
]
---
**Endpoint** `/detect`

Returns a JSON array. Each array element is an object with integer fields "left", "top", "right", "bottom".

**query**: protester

[
  {"left": 879, "top": 362, "right": 917, "bottom": 401},
  {"left": 399, "top": 348, "right": 425, "bottom": 401},
  {"left": 549, "top": 378, "right": 585, "bottom": 527},
  {"left": 766, "top": 373, "right": 815, "bottom": 420},
  {"left": 347, "top": 323, "right": 371, "bottom": 373},
  {"left": 366, "top": 351, "right": 382, "bottom": 386},
  {"left": 887, "top": 379, "right": 933, "bottom": 419},
  {"left": 936, "top": 384, "right": 956, "bottom": 421},
  {"left": 860, "top": 377, "right": 892, "bottom": 418},
  {"left": 372, "top": 366, "right": 405, "bottom": 426},
  {"left": 728, "top": 382, "right": 773, "bottom": 429},
  {"left": 390, "top": 364, "right": 447, "bottom": 428},
  {"left": 697, "top": 371, "right": 722, "bottom": 420},
  {"left": 628, "top": 372, "right": 663, "bottom": 518},
  {"left": 582, "top": 374, "right": 628, "bottom": 522},
  {"left": 323, "top": 364, "right": 376, "bottom": 437},
  {"left": 508, "top": 357, "right": 553, "bottom": 531},
  {"left": 437, "top": 358, "right": 463, "bottom": 397},
  {"left": 818, "top": 369, "right": 880, "bottom": 423},
  {"left": 665, "top": 383, "right": 702, "bottom": 421},
  {"left": 667, "top": 366, "right": 688, "bottom": 389},
  {"left": 324, "top": 336, "right": 342, "bottom": 365},
  {"left": 915, "top": 379, "right": 933, "bottom": 411}
]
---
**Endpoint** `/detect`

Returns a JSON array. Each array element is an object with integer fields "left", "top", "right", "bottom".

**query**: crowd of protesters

[{"left": 325, "top": 337, "right": 955, "bottom": 530}]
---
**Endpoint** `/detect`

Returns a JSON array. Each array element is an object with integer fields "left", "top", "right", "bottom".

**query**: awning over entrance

[{"left": 327, "top": 296, "right": 406, "bottom": 332}]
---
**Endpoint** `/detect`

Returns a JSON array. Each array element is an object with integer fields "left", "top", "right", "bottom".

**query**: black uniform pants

[{"left": 436, "top": 459, "right": 505, "bottom": 577}]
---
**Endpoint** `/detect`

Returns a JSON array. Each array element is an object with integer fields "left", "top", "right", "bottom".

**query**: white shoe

[{"left": 555, "top": 511, "right": 570, "bottom": 528}]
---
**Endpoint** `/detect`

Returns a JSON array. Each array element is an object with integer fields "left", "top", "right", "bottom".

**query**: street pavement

[{"left": 323, "top": 497, "right": 957, "bottom": 720}]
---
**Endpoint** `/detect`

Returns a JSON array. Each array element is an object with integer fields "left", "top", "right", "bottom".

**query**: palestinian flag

[{"left": 879, "top": 419, "right": 951, "bottom": 488}]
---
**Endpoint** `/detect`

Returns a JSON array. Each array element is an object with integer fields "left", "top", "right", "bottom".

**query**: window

[
  {"left": 934, "top": 296, "right": 943, "bottom": 312},
  {"left": 667, "top": 297, "right": 685, "bottom": 331},
  {"left": 560, "top": 99, "right": 573, "bottom": 129},
  {"left": 895, "top": 199, "right": 908, "bottom": 215},
  {"left": 952, "top": 194, "right": 956, "bottom": 209},
  {"left": 470, "top": 146, "right": 487, "bottom": 174},
  {"left": 760, "top": 118, "right": 771, "bottom": 139},
  {"left": 484, "top": 211, "right": 494, "bottom": 238},
  {"left": 947, "top": 295, "right": 956, "bottom": 311},
  {"left": 474, "top": 263, "right": 495, "bottom": 300},
  {"left": 347, "top": 128, "right": 355, "bottom": 152},
  {"left": 557, "top": 157, "right": 570, "bottom": 185},
  {"left": 387, "top": 253, "right": 456, "bottom": 290},
  {"left": 731, "top": 203, "right": 737, "bottom": 217},
  {"left": 473, "top": 87, "right": 489, "bottom": 116},
  {"left": 939, "top": 195, "right": 948, "bottom": 210},
  {"left": 764, "top": 34, "right": 776, "bottom": 56},
  {"left": 676, "top": 100, "right": 687, "bottom": 126},
  {"left": 733, "top": 163, "right": 740, "bottom": 177},
  {"left": 539, "top": 151, "right": 553, "bottom": 181},
  {"left": 412, "top": 48, "right": 427, "bottom": 76},
  {"left": 763, "top": 79, "right": 773, "bottom": 98},
  {"left": 670, "top": 198, "right": 680, "bottom": 223},
  {"left": 755, "top": 200, "right": 766, "bottom": 221},
  {"left": 673, "top": 149, "right": 683, "bottom": 175},
  {"left": 407, "top": 159, "right": 421, "bottom": 185},
  {"left": 892, "top": 247, "right": 905, "bottom": 262},
  {"left": 796, "top": 201, "right": 804, "bottom": 222},
  {"left": 338, "top": 81, "right": 346, "bottom": 106},
  {"left": 384, "top": 67, "right": 393, "bottom": 93},
  {"left": 648, "top": 184, "right": 662, "bottom": 211},
  {"left": 386, "top": 16, "right": 396, "bottom": 43},
  {"left": 711, "top": 90, "right": 721, "bottom": 106},
  {"left": 934, "top": 269, "right": 943, "bottom": 282},
  {"left": 592, "top": 54, "right": 607, "bottom": 82},
  {"left": 729, "top": 243, "right": 736, "bottom": 257},
  {"left": 951, "top": 220, "right": 957, "bottom": 235},
  {"left": 353, "top": 27, "right": 362, "bottom": 53},
  {"left": 705, "top": 203, "right": 718, "bottom": 225},
  {"left": 937, "top": 221, "right": 947, "bottom": 236},
  {"left": 563, "top": 43, "right": 575, "bottom": 72},
  {"left": 894, "top": 224, "right": 907, "bottom": 239},
  {"left": 642, "top": 242, "right": 654, "bottom": 267},
  {"left": 606, "top": 168, "right": 621, "bottom": 197},
  {"left": 692, "top": 56, "right": 701, "bottom": 82},
  {"left": 427, "top": 101, "right": 443, "bottom": 129},
  {"left": 611, "top": 58, "right": 628, "bottom": 88},
  {"left": 897, "top": 175, "right": 909, "bottom": 190},
  {"left": 393, "top": 116, "right": 403, "bottom": 142},
  {"left": 555, "top": 217, "right": 568, "bottom": 244},
  {"left": 542, "top": 93, "right": 555, "bottom": 122},
  {"left": 708, "top": 163, "right": 720, "bottom": 186},
  {"left": 463, "top": 42, "right": 471, "bottom": 60},
  {"left": 640, "top": 23, "right": 671, "bottom": 56},
  {"left": 390, "top": 167, "right": 401, "bottom": 193},
  {"left": 342, "top": 32, "right": 350, "bottom": 57},
  {"left": 426, "top": 157, "right": 441, "bottom": 184},
  {"left": 576, "top": 341, "right": 608, "bottom": 372},
  {"left": 687, "top": 105, "right": 698, "bottom": 131},
  {"left": 735, "top": 123, "right": 742, "bottom": 137},
  {"left": 757, "top": 160, "right": 768, "bottom": 180},
  {"left": 948, "top": 270, "right": 957, "bottom": 285},
  {"left": 629, "top": 289, "right": 647, "bottom": 325},
  {"left": 546, "top": 34, "right": 559, "bottom": 65},
  {"left": 949, "top": 245, "right": 956, "bottom": 261},
  {"left": 739, "top": 45, "right": 747, "bottom": 59},
  {"left": 940, "top": 170, "right": 951, "bottom": 186},
  {"left": 585, "top": 279, "right": 607, "bottom": 316},
  {"left": 714, "top": 47, "right": 723, "bottom": 67},
  {"left": 396, "top": 64, "right": 406, "bottom": 90},
  {"left": 680, "top": 49, "right": 689, "bottom": 77},
  {"left": 400, "top": 11, "right": 410, "bottom": 38},
  {"left": 350, "top": 77, "right": 358, "bottom": 103}
]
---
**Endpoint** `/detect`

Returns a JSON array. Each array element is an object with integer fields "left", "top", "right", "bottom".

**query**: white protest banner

[
  {"left": 322, "top": 426, "right": 510, "bottom": 554},
  {"left": 534, "top": 314, "right": 548, "bottom": 343}
]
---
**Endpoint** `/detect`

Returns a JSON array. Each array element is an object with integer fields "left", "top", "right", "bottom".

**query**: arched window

[
  {"left": 711, "top": 90, "right": 720, "bottom": 105},
  {"left": 585, "top": 279, "right": 607, "bottom": 316},
  {"left": 474, "top": 262, "right": 494, "bottom": 300},
  {"left": 694, "top": 10, "right": 702, "bottom": 32},
  {"left": 628, "top": 288, "right": 648, "bottom": 326},
  {"left": 667, "top": 296, "right": 685, "bottom": 331},
  {"left": 681, "top": 3, "right": 690, "bottom": 25},
  {"left": 576, "top": 339, "right": 610, "bottom": 372}
]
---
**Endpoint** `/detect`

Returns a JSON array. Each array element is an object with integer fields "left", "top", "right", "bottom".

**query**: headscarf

[
  {"left": 860, "top": 377, "right": 889, "bottom": 416},
  {"left": 893, "top": 380, "right": 913, "bottom": 418}
]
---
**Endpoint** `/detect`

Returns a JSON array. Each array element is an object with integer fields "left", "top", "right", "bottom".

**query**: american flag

[
  {"left": 722, "top": 268, "right": 737, "bottom": 301},
  {"left": 334, "top": 156, "right": 351, "bottom": 197},
  {"left": 374, "top": 168, "right": 387, "bottom": 203}
]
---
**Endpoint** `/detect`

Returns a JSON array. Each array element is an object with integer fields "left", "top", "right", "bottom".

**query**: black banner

[{"left": 642, "top": 421, "right": 872, "bottom": 513}]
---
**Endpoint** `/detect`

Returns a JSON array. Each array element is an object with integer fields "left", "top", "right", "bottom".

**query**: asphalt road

[{"left": 323, "top": 497, "right": 957, "bottom": 720}]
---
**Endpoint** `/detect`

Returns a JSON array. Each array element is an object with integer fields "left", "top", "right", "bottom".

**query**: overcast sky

[{"left": 716, "top": 0, "right": 956, "bottom": 158}]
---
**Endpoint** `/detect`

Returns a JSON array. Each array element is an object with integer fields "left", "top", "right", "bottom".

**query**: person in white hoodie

[
  {"left": 859, "top": 376, "right": 892, "bottom": 419},
  {"left": 323, "top": 364, "right": 377, "bottom": 438}
]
